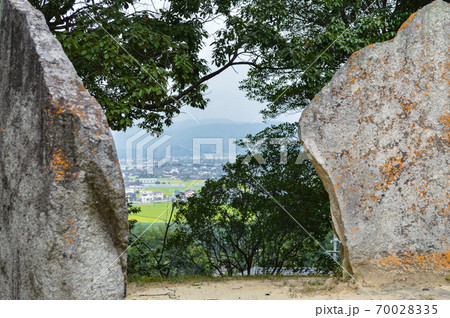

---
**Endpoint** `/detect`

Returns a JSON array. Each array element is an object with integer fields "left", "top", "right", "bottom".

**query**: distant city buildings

[
  {"left": 184, "top": 190, "right": 196, "bottom": 198},
  {"left": 122, "top": 157, "right": 219, "bottom": 204},
  {"left": 140, "top": 190, "right": 165, "bottom": 203}
]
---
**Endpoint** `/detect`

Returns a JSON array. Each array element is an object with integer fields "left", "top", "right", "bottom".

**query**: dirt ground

[{"left": 126, "top": 276, "right": 450, "bottom": 300}]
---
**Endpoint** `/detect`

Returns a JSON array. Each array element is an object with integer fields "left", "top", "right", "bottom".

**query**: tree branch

[
  {"left": 144, "top": 51, "right": 240, "bottom": 111},
  {"left": 158, "top": 204, "right": 175, "bottom": 264},
  {"left": 141, "top": 54, "right": 295, "bottom": 113}
]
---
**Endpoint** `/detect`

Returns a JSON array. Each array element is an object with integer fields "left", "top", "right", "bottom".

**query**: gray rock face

[
  {"left": 299, "top": 0, "right": 449, "bottom": 284},
  {"left": 0, "top": 0, "right": 128, "bottom": 299}
]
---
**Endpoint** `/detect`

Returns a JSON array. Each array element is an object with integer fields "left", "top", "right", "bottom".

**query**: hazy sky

[
  {"left": 129, "top": 1, "right": 302, "bottom": 126},
  {"left": 174, "top": 63, "right": 302, "bottom": 125},
  {"left": 169, "top": 11, "right": 301, "bottom": 126}
]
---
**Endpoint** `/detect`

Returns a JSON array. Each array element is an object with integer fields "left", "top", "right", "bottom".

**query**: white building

[{"left": 140, "top": 190, "right": 164, "bottom": 203}]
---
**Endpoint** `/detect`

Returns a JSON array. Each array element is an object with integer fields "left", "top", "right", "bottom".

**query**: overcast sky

[
  {"left": 176, "top": 64, "right": 304, "bottom": 126},
  {"left": 168, "top": 10, "right": 301, "bottom": 126},
  {"left": 130, "top": 1, "right": 302, "bottom": 126},
  {"left": 174, "top": 64, "right": 302, "bottom": 125}
]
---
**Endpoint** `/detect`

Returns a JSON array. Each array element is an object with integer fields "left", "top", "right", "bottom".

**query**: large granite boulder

[
  {"left": 0, "top": 0, "right": 128, "bottom": 299},
  {"left": 299, "top": 0, "right": 449, "bottom": 284}
]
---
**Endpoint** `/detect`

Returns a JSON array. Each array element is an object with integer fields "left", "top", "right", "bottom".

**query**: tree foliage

[
  {"left": 126, "top": 123, "right": 334, "bottom": 278},
  {"left": 32, "top": 0, "right": 210, "bottom": 133},
  {"left": 234, "top": 0, "right": 432, "bottom": 118},
  {"left": 172, "top": 123, "right": 331, "bottom": 276},
  {"left": 128, "top": 205, "right": 213, "bottom": 278},
  {"left": 31, "top": 0, "right": 431, "bottom": 133}
]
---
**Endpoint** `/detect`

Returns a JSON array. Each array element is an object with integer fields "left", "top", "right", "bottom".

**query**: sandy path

[{"left": 126, "top": 276, "right": 450, "bottom": 300}]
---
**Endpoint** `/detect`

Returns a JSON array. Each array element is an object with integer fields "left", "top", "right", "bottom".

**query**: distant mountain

[{"left": 112, "top": 119, "right": 282, "bottom": 160}]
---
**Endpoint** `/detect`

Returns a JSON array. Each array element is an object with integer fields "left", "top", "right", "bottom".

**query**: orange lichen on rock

[
  {"left": 311, "top": 94, "right": 320, "bottom": 103},
  {"left": 299, "top": 0, "right": 449, "bottom": 285},
  {"left": 62, "top": 219, "right": 78, "bottom": 245},
  {"left": 398, "top": 11, "right": 418, "bottom": 32},
  {"left": 52, "top": 150, "right": 70, "bottom": 181},
  {"left": 375, "top": 249, "right": 450, "bottom": 272},
  {"left": 398, "top": 96, "right": 416, "bottom": 113},
  {"left": 0, "top": 0, "right": 128, "bottom": 299},
  {"left": 444, "top": 61, "right": 450, "bottom": 85},
  {"left": 67, "top": 103, "right": 88, "bottom": 121},
  {"left": 51, "top": 149, "right": 78, "bottom": 181},
  {"left": 439, "top": 112, "right": 450, "bottom": 143},
  {"left": 348, "top": 49, "right": 363, "bottom": 64},
  {"left": 440, "top": 112, "right": 450, "bottom": 127},
  {"left": 376, "top": 155, "right": 405, "bottom": 190}
]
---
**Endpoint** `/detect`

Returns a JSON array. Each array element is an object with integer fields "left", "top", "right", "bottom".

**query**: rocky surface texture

[
  {"left": 0, "top": 0, "right": 128, "bottom": 299},
  {"left": 299, "top": 0, "right": 449, "bottom": 284}
]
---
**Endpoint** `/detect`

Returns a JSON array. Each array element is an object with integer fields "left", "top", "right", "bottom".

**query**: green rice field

[
  {"left": 141, "top": 180, "right": 205, "bottom": 196},
  {"left": 129, "top": 202, "right": 177, "bottom": 224},
  {"left": 128, "top": 179, "right": 204, "bottom": 225},
  {"left": 128, "top": 202, "right": 177, "bottom": 223}
]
